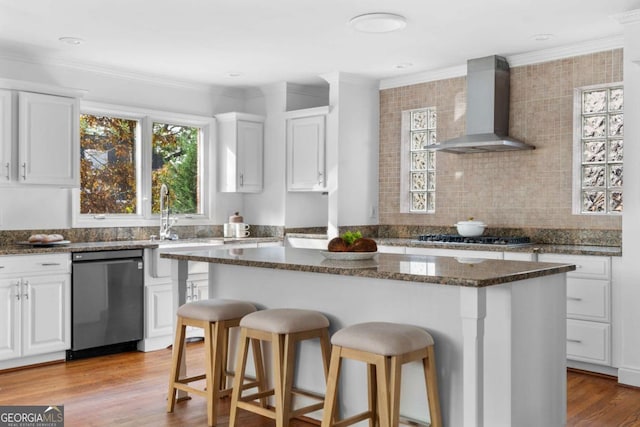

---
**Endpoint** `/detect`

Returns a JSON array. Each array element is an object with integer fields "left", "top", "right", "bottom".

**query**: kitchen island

[{"left": 162, "top": 246, "right": 574, "bottom": 427}]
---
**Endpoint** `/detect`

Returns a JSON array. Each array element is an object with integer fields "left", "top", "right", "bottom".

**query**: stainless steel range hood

[{"left": 431, "top": 55, "right": 535, "bottom": 153}]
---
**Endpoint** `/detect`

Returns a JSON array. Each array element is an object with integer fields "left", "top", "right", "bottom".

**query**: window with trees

[
  {"left": 573, "top": 83, "right": 623, "bottom": 214},
  {"left": 76, "top": 104, "right": 211, "bottom": 225}
]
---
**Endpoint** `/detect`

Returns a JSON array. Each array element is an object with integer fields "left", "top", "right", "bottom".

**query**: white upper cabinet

[
  {"left": 0, "top": 90, "right": 11, "bottom": 185},
  {"left": 217, "top": 112, "right": 264, "bottom": 193},
  {"left": 18, "top": 92, "right": 79, "bottom": 186},
  {"left": 286, "top": 107, "right": 327, "bottom": 192}
]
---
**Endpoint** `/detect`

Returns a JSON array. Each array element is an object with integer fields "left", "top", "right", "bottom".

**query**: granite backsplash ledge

[
  {"left": 378, "top": 225, "right": 621, "bottom": 247},
  {"left": 0, "top": 225, "right": 285, "bottom": 246}
]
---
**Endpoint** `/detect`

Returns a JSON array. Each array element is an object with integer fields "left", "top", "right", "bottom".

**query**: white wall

[
  {"left": 618, "top": 9, "right": 640, "bottom": 387},
  {"left": 0, "top": 57, "right": 246, "bottom": 230},
  {"left": 324, "top": 72, "right": 379, "bottom": 237}
]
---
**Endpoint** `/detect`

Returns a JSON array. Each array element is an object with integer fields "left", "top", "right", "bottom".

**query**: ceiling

[{"left": 0, "top": 0, "right": 638, "bottom": 89}]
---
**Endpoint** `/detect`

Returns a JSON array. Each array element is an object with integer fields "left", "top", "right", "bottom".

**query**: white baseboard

[
  {"left": 0, "top": 351, "right": 65, "bottom": 371},
  {"left": 567, "top": 360, "right": 618, "bottom": 377},
  {"left": 618, "top": 367, "right": 640, "bottom": 387}
]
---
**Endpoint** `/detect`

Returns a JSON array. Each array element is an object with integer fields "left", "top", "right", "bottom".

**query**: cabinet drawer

[
  {"left": 567, "top": 278, "right": 610, "bottom": 322},
  {"left": 0, "top": 254, "right": 70, "bottom": 276},
  {"left": 566, "top": 319, "right": 610, "bottom": 365},
  {"left": 538, "top": 254, "right": 610, "bottom": 280}
]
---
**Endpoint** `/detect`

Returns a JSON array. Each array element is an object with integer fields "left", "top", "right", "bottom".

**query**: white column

[{"left": 459, "top": 286, "right": 487, "bottom": 427}]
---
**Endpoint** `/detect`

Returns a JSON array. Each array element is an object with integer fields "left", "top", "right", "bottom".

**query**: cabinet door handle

[
  {"left": 318, "top": 171, "right": 323, "bottom": 184},
  {"left": 567, "top": 338, "right": 582, "bottom": 344},
  {"left": 239, "top": 173, "right": 244, "bottom": 186},
  {"left": 4, "top": 162, "right": 9, "bottom": 180},
  {"left": 40, "top": 263, "right": 61, "bottom": 266},
  {"left": 15, "top": 282, "right": 21, "bottom": 300},
  {"left": 567, "top": 297, "right": 583, "bottom": 301},
  {"left": 21, "top": 162, "right": 27, "bottom": 180}
]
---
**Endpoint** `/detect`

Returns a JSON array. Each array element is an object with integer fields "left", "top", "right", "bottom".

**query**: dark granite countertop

[
  {"left": 375, "top": 238, "right": 622, "bottom": 257},
  {"left": 161, "top": 246, "right": 575, "bottom": 288},
  {"left": 0, "top": 237, "right": 282, "bottom": 256}
]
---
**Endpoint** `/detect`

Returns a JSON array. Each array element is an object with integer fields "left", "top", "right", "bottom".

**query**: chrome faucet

[{"left": 159, "top": 184, "right": 178, "bottom": 240}]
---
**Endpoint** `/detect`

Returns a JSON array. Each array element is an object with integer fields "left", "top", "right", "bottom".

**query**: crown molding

[
  {"left": 379, "top": 35, "right": 624, "bottom": 90},
  {"left": 507, "top": 36, "right": 624, "bottom": 67},
  {"left": 379, "top": 65, "right": 467, "bottom": 90},
  {"left": 0, "top": 77, "right": 87, "bottom": 98},
  {"left": 612, "top": 9, "right": 640, "bottom": 24},
  {"left": 0, "top": 52, "right": 227, "bottom": 94}
]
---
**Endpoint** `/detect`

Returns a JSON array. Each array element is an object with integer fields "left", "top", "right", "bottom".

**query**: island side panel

[
  {"left": 209, "top": 262, "right": 465, "bottom": 427},
  {"left": 483, "top": 275, "right": 567, "bottom": 427}
]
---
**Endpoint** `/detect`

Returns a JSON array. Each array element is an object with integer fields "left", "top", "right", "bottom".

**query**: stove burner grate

[{"left": 417, "top": 234, "right": 531, "bottom": 246}]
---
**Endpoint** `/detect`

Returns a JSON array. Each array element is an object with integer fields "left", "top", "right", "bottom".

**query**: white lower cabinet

[
  {"left": 566, "top": 319, "right": 611, "bottom": 365},
  {"left": 538, "top": 253, "right": 613, "bottom": 369},
  {"left": 405, "top": 246, "right": 503, "bottom": 259},
  {"left": 0, "top": 254, "right": 70, "bottom": 367},
  {"left": 145, "top": 283, "right": 174, "bottom": 339},
  {"left": 141, "top": 241, "right": 278, "bottom": 351}
]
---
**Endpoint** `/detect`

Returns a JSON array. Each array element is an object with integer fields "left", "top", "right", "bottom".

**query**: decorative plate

[
  {"left": 320, "top": 251, "right": 377, "bottom": 260},
  {"left": 16, "top": 240, "right": 71, "bottom": 247}
]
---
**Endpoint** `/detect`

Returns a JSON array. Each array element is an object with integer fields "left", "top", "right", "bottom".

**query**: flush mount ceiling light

[
  {"left": 394, "top": 62, "right": 413, "bottom": 70},
  {"left": 349, "top": 13, "right": 407, "bottom": 33},
  {"left": 532, "top": 33, "right": 554, "bottom": 41},
  {"left": 58, "top": 36, "right": 84, "bottom": 45}
]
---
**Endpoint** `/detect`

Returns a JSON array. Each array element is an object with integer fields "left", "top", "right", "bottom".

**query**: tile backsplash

[{"left": 379, "top": 49, "right": 623, "bottom": 232}]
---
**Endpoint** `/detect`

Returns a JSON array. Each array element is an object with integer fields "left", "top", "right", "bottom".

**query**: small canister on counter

[{"left": 229, "top": 212, "right": 243, "bottom": 223}]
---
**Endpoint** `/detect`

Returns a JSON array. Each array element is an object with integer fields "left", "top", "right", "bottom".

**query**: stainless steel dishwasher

[{"left": 67, "top": 249, "right": 144, "bottom": 360}]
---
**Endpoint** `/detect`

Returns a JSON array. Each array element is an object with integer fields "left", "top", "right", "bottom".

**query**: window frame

[
  {"left": 72, "top": 101, "right": 215, "bottom": 228},
  {"left": 400, "top": 106, "right": 437, "bottom": 214},
  {"left": 572, "top": 82, "right": 623, "bottom": 215}
]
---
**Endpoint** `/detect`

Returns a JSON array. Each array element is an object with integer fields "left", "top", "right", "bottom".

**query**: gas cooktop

[{"left": 416, "top": 234, "right": 532, "bottom": 246}]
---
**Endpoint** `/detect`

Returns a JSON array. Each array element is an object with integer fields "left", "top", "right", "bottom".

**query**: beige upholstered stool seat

[
  {"left": 167, "top": 298, "right": 264, "bottom": 427},
  {"left": 321, "top": 322, "right": 442, "bottom": 427},
  {"left": 240, "top": 307, "right": 330, "bottom": 333},
  {"left": 229, "top": 308, "right": 331, "bottom": 427},
  {"left": 177, "top": 298, "right": 257, "bottom": 322},
  {"left": 331, "top": 321, "right": 434, "bottom": 355}
]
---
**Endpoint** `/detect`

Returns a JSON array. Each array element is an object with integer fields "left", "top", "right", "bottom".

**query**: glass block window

[
  {"left": 408, "top": 108, "right": 437, "bottom": 212},
  {"left": 575, "top": 84, "right": 623, "bottom": 214}
]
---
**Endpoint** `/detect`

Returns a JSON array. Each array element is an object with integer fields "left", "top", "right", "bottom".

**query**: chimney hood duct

[{"left": 431, "top": 55, "right": 535, "bottom": 153}]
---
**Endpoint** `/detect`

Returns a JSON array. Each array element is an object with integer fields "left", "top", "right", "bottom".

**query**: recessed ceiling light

[
  {"left": 532, "top": 33, "right": 554, "bottom": 41},
  {"left": 349, "top": 13, "right": 407, "bottom": 33},
  {"left": 58, "top": 36, "right": 84, "bottom": 45},
  {"left": 226, "top": 71, "right": 243, "bottom": 78},
  {"left": 394, "top": 62, "right": 413, "bottom": 70}
]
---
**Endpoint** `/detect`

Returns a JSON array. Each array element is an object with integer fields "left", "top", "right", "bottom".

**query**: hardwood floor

[{"left": 1, "top": 343, "right": 639, "bottom": 426}]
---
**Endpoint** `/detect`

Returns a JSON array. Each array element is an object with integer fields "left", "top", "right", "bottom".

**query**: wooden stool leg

[
  {"left": 282, "top": 333, "right": 297, "bottom": 427},
  {"left": 229, "top": 328, "right": 250, "bottom": 427},
  {"left": 273, "top": 333, "right": 286, "bottom": 427},
  {"left": 367, "top": 362, "right": 377, "bottom": 427},
  {"left": 204, "top": 320, "right": 216, "bottom": 427},
  {"left": 375, "top": 355, "right": 391, "bottom": 427},
  {"left": 321, "top": 345, "right": 343, "bottom": 427},
  {"left": 167, "top": 316, "right": 187, "bottom": 413},
  {"left": 389, "top": 355, "right": 402, "bottom": 427},
  {"left": 424, "top": 345, "right": 442, "bottom": 427},
  {"left": 218, "top": 323, "right": 230, "bottom": 391},
  {"left": 251, "top": 337, "right": 268, "bottom": 407}
]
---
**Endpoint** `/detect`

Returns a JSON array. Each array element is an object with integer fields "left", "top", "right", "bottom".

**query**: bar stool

[
  {"left": 166, "top": 298, "right": 264, "bottom": 427},
  {"left": 228, "top": 308, "right": 332, "bottom": 427},
  {"left": 321, "top": 322, "right": 442, "bottom": 427}
]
